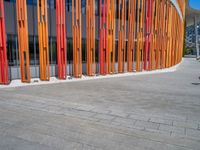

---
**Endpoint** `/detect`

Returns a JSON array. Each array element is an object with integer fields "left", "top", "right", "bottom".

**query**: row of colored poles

[{"left": 0, "top": 0, "right": 185, "bottom": 85}]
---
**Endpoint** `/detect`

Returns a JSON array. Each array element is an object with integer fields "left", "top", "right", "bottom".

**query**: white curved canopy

[{"left": 170, "top": 0, "right": 184, "bottom": 21}]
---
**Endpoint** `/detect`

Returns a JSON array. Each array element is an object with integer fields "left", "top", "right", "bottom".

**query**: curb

[{"left": 0, "top": 59, "right": 183, "bottom": 89}]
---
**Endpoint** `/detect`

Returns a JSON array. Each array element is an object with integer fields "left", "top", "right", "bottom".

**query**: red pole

[
  {"left": 144, "top": 0, "right": 153, "bottom": 70},
  {"left": 0, "top": 0, "right": 9, "bottom": 84},
  {"left": 56, "top": 0, "right": 67, "bottom": 79}
]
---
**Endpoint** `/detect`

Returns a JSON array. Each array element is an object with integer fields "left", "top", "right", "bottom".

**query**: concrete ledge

[{"left": 0, "top": 59, "right": 183, "bottom": 89}]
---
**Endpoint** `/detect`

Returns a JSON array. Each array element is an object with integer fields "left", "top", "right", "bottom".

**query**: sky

[{"left": 189, "top": 0, "right": 200, "bottom": 10}]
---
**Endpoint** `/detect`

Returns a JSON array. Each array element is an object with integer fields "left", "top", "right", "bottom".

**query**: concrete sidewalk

[{"left": 0, "top": 58, "right": 199, "bottom": 150}]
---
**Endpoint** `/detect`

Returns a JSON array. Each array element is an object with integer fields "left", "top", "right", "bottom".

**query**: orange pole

[
  {"left": 107, "top": 0, "right": 116, "bottom": 74},
  {"left": 150, "top": 0, "right": 155, "bottom": 70},
  {"left": 144, "top": 0, "right": 153, "bottom": 71},
  {"left": 99, "top": 0, "right": 107, "bottom": 75},
  {"left": 160, "top": 0, "right": 166, "bottom": 69},
  {"left": 179, "top": 1, "right": 186, "bottom": 62},
  {"left": 37, "top": 0, "right": 50, "bottom": 81},
  {"left": 151, "top": 0, "right": 159, "bottom": 70},
  {"left": 163, "top": 0, "right": 169, "bottom": 69},
  {"left": 166, "top": 3, "right": 172, "bottom": 68},
  {"left": 99, "top": 0, "right": 115, "bottom": 75},
  {"left": 118, "top": 0, "right": 126, "bottom": 73},
  {"left": 165, "top": 1, "right": 169, "bottom": 68},
  {"left": 72, "top": 0, "right": 82, "bottom": 78},
  {"left": 16, "top": 0, "right": 30, "bottom": 83},
  {"left": 156, "top": 0, "right": 161, "bottom": 69},
  {"left": 136, "top": 0, "right": 145, "bottom": 72},
  {"left": 86, "top": 0, "right": 95, "bottom": 76},
  {"left": 171, "top": 8, "right": 176, "bottom": 66},
  {"left": 127, "top": 0, "right": 136, "bottom": 72}
]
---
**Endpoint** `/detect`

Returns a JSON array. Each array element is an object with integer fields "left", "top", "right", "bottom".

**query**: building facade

[
  {"left": 185, "top": 0, "right": 200, "bottom": 58},
  {"left": 0, "top": 0, "right": 185, "bottom": 84},
  {"left": 186, "top": 23, "right": 200, "bottom": 51}
]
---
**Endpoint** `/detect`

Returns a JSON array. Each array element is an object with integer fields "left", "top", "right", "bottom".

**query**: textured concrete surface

[{"left": 0, "top": 58, "right": 199, "bottom": 150}]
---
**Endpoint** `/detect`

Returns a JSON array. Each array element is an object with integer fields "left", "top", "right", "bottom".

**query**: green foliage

[{"left": 184, "top": 47, "right": 193, "bottom": 55}]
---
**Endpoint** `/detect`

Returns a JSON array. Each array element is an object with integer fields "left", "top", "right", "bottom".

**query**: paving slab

[{"left": 0, "top": 58, "right": 199, "bottom": 150}]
